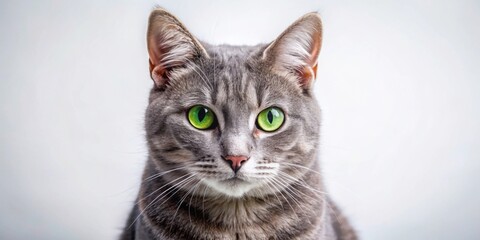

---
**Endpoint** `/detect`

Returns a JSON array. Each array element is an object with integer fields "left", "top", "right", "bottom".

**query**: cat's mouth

[
  {"left": 203, "top": 176, "right": 255, "bottom": 197},
  {"left": 221, "top": 176, "right": 245, "bottom": 184}
]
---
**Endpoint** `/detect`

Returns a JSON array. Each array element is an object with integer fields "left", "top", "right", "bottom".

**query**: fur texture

[{"left": 121, "top": 8, "right": 357, "bottom": 240}]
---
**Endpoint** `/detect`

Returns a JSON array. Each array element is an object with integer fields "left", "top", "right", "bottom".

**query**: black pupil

[
  {"left": 267, "top": 110, "right": 274, "bottom": 124},
  {"left": 198, "top": 108, "right": 207, "bottom": 122}
]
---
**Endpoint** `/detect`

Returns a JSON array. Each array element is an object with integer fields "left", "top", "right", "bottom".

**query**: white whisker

[
  {"left": 130, "top": 174, "right": 197, "bottom": 229},
  {"left": 264, "top": 178, "right": 298, "bottom": 220},
  {"left": 171, "top": 179, "right": 202, "bottom": 226},
  {"left": 137, "top": 173, "right": 191, "bottom": 205},
  {"left": 270, "top": 177, "right": 307, "bottom": 213}
]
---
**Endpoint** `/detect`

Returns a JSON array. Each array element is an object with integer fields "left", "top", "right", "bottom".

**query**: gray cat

[{"left": 120, "top": 8, "right": 357, "bottom": 240}]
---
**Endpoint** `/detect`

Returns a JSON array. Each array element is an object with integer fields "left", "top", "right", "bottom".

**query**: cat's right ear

[
  {"left": 147, "top": 8, "right": 209, "bottom": 89},
  {"left": 262, "top": 13, "right": 322, "bottom": 92}
]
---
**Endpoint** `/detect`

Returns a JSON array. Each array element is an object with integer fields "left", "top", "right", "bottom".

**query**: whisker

[
  {"left": 143, "top": 165, "right": 192, "bottom": 183},
  {"left": 275, "top": 173, "right": 339, "bottom": 224},
  {"left": 188, "top": 181, "right": 203, "bottom": 224},
  {"left": 277, "top": 171, "right": 329, "bottom": 196},
  {"left": 137, "top": 173, "right": 191, "bottom": 205},
  {"left": 281, "top": 162, "right": 323, "bottom": 176},
  {"left": 324, "top": 197, "right": 342, "bottom": 226},
  {"left": 276, "top": 175, "right": 325, "bottom": 213},
  {"left": 202, "top": 184, "right": 208, "bottom": 220},
  {"left": 269, "top": 177, "right": 307, "bottom": 213},
  {"left": 261, "top": 179, "right": 283, "bottom": 207},
  {"left": 129, "top": 174, "right": 196, "bottom": 229},
  {"left": 111, "top": 165, "right": 193, "bottom": 197},
  {"left": 264, "top": 178, "right": 298, "bottom": 219},
  {"left": 170, "top": 179, "right": 202, "bottom": 226},
  {"left": 156, "top": 175, "right": 198, "bottom": 209}
]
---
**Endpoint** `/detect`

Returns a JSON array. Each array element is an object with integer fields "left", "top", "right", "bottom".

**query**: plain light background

[{"left": 1, "top": 0, "right": 479, "bottom": 239}]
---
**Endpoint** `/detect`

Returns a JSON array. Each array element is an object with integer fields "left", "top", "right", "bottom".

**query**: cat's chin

[{"left": 203, "top": 178, "right": 256, "bottom": 198}]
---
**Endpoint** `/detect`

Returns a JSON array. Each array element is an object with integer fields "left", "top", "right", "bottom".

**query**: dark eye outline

[
  {"left": 187, "top": 105, "right": 218, "bottom": 130},
  {"left": 255, "top": 106, "right": 285, "bottom": 132}
]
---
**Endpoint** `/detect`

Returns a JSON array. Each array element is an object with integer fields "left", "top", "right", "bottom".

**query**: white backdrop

[{"left": 1, "top": 0, "right": 479, "bottom": 239}]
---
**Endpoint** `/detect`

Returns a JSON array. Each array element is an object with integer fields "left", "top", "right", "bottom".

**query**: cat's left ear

[{"left": 262, "top": 13, "right": 322, "bottom": 91}]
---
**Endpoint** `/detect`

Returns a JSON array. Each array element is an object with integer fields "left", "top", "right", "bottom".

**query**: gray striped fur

[{"left": 121, "top": 8, "right": 357, "bottom": 240}]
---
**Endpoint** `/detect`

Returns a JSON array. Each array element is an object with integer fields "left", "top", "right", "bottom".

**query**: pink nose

[{"left": 223, "top": 155, "right": 249, "bottom": 173}]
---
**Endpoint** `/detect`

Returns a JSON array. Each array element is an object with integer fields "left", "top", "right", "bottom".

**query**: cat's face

[{"left": 145, "top": 9, "right": 322, "bottom": 198}]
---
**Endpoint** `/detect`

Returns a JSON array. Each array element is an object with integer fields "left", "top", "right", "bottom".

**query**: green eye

[
  {"left": 256, "top": 107, "right": 285, "bottom": 132},
  {"left": 188, "top": 105, "right": 216, "bottom": 130}
]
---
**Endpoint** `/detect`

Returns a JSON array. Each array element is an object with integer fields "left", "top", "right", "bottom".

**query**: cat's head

[{"left": 145, "top": 8, "right": 322, "bottom": 198}]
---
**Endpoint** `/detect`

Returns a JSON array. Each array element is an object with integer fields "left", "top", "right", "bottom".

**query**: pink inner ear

[
  {"left": 148, "top": 34, "right": 183, "bottom": 88},
  {"left": 149, "top": 59, "right": 168, "bottom": 88},
  {"left": 310, "top": 36, "right": 321, "bottom": 64},
  {"left": 312, "top": 63, "right": 318, "bottom": 79},
  {"left": 298, "top": 65, "right": 316, "bottom": 88},
  {"left": 300, "top": 33, "right": 321, "bottom": 88},
  {"left": 148, "top": 34, "right": 163, "bottom": 67}
]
